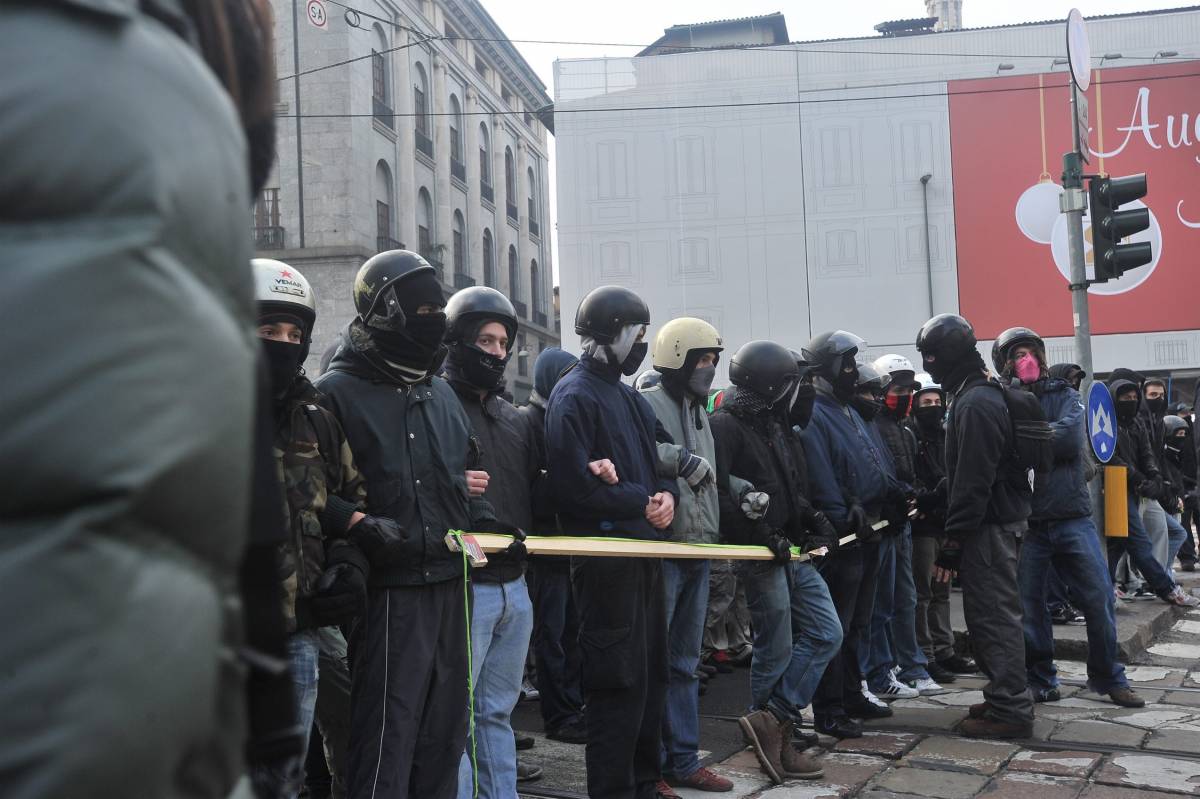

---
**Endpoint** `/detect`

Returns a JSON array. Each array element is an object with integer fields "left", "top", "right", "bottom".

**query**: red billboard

[{"left": 950, "top": 62, "right": 1200, "bottom": 338}]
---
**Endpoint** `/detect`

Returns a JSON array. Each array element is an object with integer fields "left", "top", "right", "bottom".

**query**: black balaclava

[
  {"left": 261, "top": 337, "right": 303, "bottom": 400},
  {"left": 361, "top": 271, "right": 447, "bottom": 381},
  {"left": 1145, "top": 381, "right": 1168, "bottom": 417},
  {"left": 789, "top": 382, "right": 817, "bottom": 429},
  {"left": 914, "top": 402, "right": 945, "bottom": 434},
  {"left": 850, "top": 393, "right": 883, "bottom": 422},
  {"left": 830, "top": 353, "right": 859, "bottom": 402},
  {"left": 448, "top": 318, "right": 512, "bottom": 393},
  {"left": 929, "top": 348, "right": 987, "bottom": 393},
  {"left": 883, "top": 392, "right": 911, "bottom": 420}
]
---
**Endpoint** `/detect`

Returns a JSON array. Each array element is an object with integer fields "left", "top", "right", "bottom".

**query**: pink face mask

[{"left": 1014, "top": 353, "right": 1041, "bottom": 384}]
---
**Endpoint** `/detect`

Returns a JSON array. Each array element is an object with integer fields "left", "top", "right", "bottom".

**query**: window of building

[
  {"left": 449, "top": 94, "right": 463, "bottom": 167},
  {"left": 517, "top": 332, "right": 528, "bottom": 376},
  {"left": 508, "top": 245, "right": 519, "bottom": 299},
  {"left": 253, "top": 188, "right": 283, "bottom": 249},
  {"left": 413, "top": 62, "right": 430, "bottom": 137},
  {"left": 674, "top": 136, "right": 706, "bottom": 195},
  {"left": 479, "top": 122, "right": 492, "bottom": 189},
  {"left": 501, "top": 86, "right": 514, "bottom": 109},
  {"left": 417, "top": 187, "right": 433, "bottom": 260},
  {"left": 482, "top": 228, "right": 495, "bottom": 287},
  {"left": 596, "top": 140, "right": 629, "bottom": 200},
  {"left": 530, "top": 259, "right": 541, "bottom": 314},
  {"left": 444, "top": 24, "right": 464, "bottom": 56},
  {"left": 504, "top": 147, "right": 515, "bottom": 205},
  {"left": 527, "top": 167, "right": 537, "bottom": 223},
  {"left": 474, "top": 56, "right": 489, "bottom": 79},
  {"left": 375, "top": 161, "right": 395, "bottom": 251},
  {"left": 371, "top": 25, "right": 390, "bottom": 103},
  {"left": 452, "top": 210, "right": 465, "bottom": 275}
]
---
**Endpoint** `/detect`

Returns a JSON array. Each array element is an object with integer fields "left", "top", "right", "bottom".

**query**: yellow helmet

[{"left": 652, "top": 317, "right": 723, "bottom": 372}]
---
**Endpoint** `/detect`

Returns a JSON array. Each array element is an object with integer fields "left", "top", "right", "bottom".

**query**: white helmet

[
  {"left": 652, "top": 317, "right": 723, "bottom": 372},
  {"left": 872, "top": 354, "right": 916, "bottom": 388},
  {"left": 253, "top": 258, "right": 317, "bottom": 357},
  {"left": 913, "top": 373, "right": 945, "bottom": 401}
]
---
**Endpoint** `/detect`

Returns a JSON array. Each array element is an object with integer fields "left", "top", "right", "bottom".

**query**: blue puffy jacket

[
  {"left": 803, "top": 389, "right": 899, "bottom": 528},
  {"left": 1030, "top": 378, "right": 1092, "bottom": 522}
]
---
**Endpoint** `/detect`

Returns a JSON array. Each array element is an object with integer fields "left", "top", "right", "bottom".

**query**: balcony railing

[
  {"left": 513, "top": 299, "right": 528, "bottom": 319},
  {"left": 481, "top": 182, "right": 494, "bottom": 204},
  {"left": 373, "top": 97, "right": 394, "bottom": 129},
  {"left": 529, "top": 218, "right": 540, "bottom": 238},
  {"left": 415, "top": 129, "right": 434, "bottom": 159},
  {"left": 254, "top": 226, "right": 285, "bottom": 249},
  {"left": 451, "top": 158, "right": 466, "bottom": 183},
  {"left": 453, "top": 272, "right": 476, "bottom": 290},
  {"left": 533, "top": 310, "right": 548, "bottom": 328},
  {"left": 377, "top": 236, "right": 401, "bottom": 253},
  {"left": 506, "top": 202, "right": 519, "bottom": 223}
]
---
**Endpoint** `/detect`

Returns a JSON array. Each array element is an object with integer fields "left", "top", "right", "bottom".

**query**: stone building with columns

[{"left": 259, "top": 0, "right": 557, "bottom": 400}]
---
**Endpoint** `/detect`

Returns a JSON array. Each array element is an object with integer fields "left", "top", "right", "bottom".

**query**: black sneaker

[
  {"left": 516, "top": 760, "right": 543, "bottom": 782},
  {"left": 814, "top": 714, "right": 862, "bottom": 739},
  {"left": 546, "top": 719, "right": 587, "bottom": 745},
  {"left": 844, "top": 697, "right": 894, "bottom": 719},
  {"left": 1034, "top": 688, "right": 1061, "bottom": 703},
  {"left": 514, "top": 731, "right": 535, "bottom": 750},
  {"left": 1049, "top": 604, "right": 1074, "bottom": 625},
  {"left": 926, "top": 660, "right": 958, "bottom": 684},
  {"left": 938, "top": 655, "right": 978, "bottom": 674}
]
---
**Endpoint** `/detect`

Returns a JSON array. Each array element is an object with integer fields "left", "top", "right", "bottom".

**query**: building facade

[
  {"left": 260, "top": 0, "right": 557, "bottom": 400},
  {"left": 554, "top": 7, "right": 1200, "bottom": 396}
]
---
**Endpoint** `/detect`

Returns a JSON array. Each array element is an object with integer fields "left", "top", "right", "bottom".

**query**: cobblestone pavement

[{"left": 518, "top": 572, "right": 1200, "bottom": 798}]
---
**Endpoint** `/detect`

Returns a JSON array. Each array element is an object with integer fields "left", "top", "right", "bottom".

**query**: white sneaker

[
  {"left": 907, "top": 676, "right": 948, "bottom": 696},
  {"left": 1166, "top": 586, "right": 1200, "bottom": 608},
  {"left": 875, "top": 675, "right": 919, "bottom": 700},
  {"left": 860, "top": 681, "right": 890, "bottom": 710}
]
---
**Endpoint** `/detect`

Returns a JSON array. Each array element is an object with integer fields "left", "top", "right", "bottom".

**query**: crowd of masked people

[
  {"left": 247, "top": 249, "right": 1200, "bottom": 799},
  {"left": 10, "top": 6, "right": 1199, "bottom": 799}
]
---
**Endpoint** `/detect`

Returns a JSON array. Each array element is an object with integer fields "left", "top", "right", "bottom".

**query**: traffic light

[{"left": 1088, "top": 173, "right": 1151, "bottom": 283}]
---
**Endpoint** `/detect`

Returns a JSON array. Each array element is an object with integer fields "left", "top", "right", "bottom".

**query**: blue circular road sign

[{"left": 1087, "top": 381, "right": 1116, "bottom": 463}]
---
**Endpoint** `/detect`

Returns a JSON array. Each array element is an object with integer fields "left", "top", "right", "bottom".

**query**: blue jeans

[
  {"left": 737, "top": 559, "right": 842, "bottom": 721},
  {"left": 1165, "top": 509, "right": 1189, "bottom": 570},
  {"left": 660, "top": 559, "right": 709, "bottom": 779},
  {"left": 1108, "top": 497, "right": 1175, "bottom": 596},
  {"left": 1046, "top": 567, "right": 1071, "bottom": 611},
  {"left": 865, "top": 526, "right": 929, "bottom": 688},
  {"left": 251, "top": 630, "right": 320, "bottom": 799},
  {"left": 1021, "top": 516, "right": 1128, "bottom": 694},
  {"left": 457, "top": 577, "right": 534, "bottom": 799}
]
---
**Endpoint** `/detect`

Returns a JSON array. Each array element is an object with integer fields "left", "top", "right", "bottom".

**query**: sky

[{"left": 473, "top": 0, "right": 1164, "bottom": 283}]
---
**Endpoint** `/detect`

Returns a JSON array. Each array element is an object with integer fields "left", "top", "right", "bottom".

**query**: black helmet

[
  {"left": 353, "top": 249, "right": 438, "bottom": 329},
  {"left": 729, "top": 340, "right": 800, "bottom": 404},
  {"left": 1165, "top": 415, "right": 1189, "bottom": 437},
  {"left": 445, "top": 286, "right": 518, "bottom": 349},
  {"left": 790, "top": 349, "right": 814, "bottom": 382},
  {"left": 575, "top": 285, "right": 650, "bottom": 344},
  {"left": 991, "top": 326, "right": 1045, "bottom": 373},
  {"left": 855, "top": 361, "right": 892, "bottom": 395},
  {"left": 916, "top": 314, "right": 976, "bottom": 360},
  {"left": 802, "top": 330, "right": 866, "bottom": 382}
]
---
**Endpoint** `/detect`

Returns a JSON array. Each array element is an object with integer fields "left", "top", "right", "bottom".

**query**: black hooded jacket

[{"left": 1107, "top": 377, "right": 1161, "bottom": 498}]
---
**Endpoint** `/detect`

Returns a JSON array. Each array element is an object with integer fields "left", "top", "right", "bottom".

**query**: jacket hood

[
  {"left": 1048, "top": 363, "right": 1084, "bottom": 382},
  {"left": 533, "top": 346, "right": 578, "bottom": 400},
  {"left": 1107, "top": 378, "right": 1141, "bottom": 410}
]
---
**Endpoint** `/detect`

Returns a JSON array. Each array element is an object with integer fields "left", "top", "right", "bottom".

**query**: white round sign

[
  {"left": 1066, "top": 9, "right": 1091, "bottom": 92},
  {"left": 307, "top": 0, "right": 328, "bottom": 29},
  {"left": 1049, "top": 199, "right": 1161, "bottom": 295}
]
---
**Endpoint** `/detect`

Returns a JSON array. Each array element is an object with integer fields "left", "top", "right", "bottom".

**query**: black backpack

[{"left": 983, "top": 381, "right": 1054, "bottom": 474}]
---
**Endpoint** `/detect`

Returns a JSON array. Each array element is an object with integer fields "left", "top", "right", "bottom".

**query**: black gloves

[
  {"left": 349, "top": 515, "right": 416, "bottom": 568},
  {"left": 1137, "top": 476, "right": 1165, "bottom": 501},
  {"left": 765, "top": 532, "right": 793, "bottom": 564},
  {"left": 805, "top": 509, "right": 839, "bottom": 550},
  {"left": 306, "top": 542, "right": 369, "bottom": 628},
  {"left": 480, "top": 521, "right": 528, "bottom": 559},
  {"left": 935, "top": 540, "right": 963, "bottom": 573},
  {"left": 841, "top": 502, "right": 869, "bottom": 539},
  {"left": 678, "top": 450, "right": 715, "bottom": 491}
]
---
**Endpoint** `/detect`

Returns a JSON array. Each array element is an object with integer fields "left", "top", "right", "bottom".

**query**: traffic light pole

[{"left": 1061, "top": 148, "right": 1093, "bottom": 382}]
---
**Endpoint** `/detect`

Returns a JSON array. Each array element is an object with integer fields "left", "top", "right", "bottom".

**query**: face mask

[
  {"left": 832, "top": 368, "right": 859, "bottom": 402},
  {"left": 1014, "top": 353, "right": 1041, "bottom": 385},
  {"left": 1116, "top": 399, "right": 1139, "bottom": 425},
  {"left": 922, "top": 354, "right": 947, "bottom": 384},
  {"left": 621, "top": 341, "right": 649, "bottom": 376},
  {"left": 406, "top": 312, "right": 448, "bottom": 350},
  {"left": 1146, "top": 396, "right": 1167, "bottom": 415},
  {"left": 261, "top": 337, "right": 303, "bottom": 399},
  {"left": 789, "top": 383, "right": 817, "bottom": 429},
  {"left": 454, "top": 344, "right": 509, "bottom": 391},
  {"left": 687, "top": 365, "right": 717, "bottom": 399},
  {"left": 915, "top": 404, "right": 945, "bottom": 433},
  {"left": 884, "top": 393, "right": 911, "bottom": 418},
  {"left": 850, "top": 395, "right": 882, "bottom": 422}
]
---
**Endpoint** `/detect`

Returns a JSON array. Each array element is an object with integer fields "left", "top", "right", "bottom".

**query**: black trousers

[
  {"left": 530, "top": 558, "right": 584, "bottom": 732},
  {"left": 572, "top": 557, "right": 668, "bottom": 799},
  {"left": 1179, "top": 498, "right": 1197, "bottom": 565},
  {"left": 347, "top": 580, "right": 468, "bottom": 799},
  {"left": 812, "top": 542, "right": 872, "bottom": 719}
]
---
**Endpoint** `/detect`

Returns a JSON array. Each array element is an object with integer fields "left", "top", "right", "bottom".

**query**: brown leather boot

[
  {"left": 778, "top": 720, "right": 824, "bottom": 780},
  {"left": 738, "top": 709, "right": 784, "bottom": 784},
  {"left": 968, "top": 702, "right": 987, "bottom": 719},
  {"left": 959, "top": 716, "right": 1033, "bottom": 739}
]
